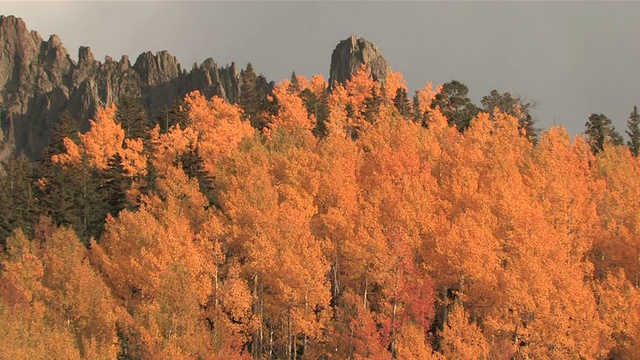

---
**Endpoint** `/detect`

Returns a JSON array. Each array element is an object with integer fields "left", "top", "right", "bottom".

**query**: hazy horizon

[{"left": 3, "top": 1, "right": 640, "bottom": 136}]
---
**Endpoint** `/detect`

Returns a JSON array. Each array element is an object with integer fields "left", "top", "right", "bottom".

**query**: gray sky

[{"left": 3, "top": 1, "right": 640, "bottom": 135}]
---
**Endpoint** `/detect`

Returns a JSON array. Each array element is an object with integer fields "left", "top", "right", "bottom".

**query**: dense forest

[{"left": 2, "top": 65, "right": 640, "bottom": 359}]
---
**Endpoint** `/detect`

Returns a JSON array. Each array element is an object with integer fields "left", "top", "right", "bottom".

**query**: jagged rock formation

[
  {"left": 328, "top": 34, "right": 391, "bottom": 88},
  {"left": 0, "top": 15, "right": 241, "bottom": 159},
  {"left": 0, "top": 17, "right": 394, "bottom": 160}
]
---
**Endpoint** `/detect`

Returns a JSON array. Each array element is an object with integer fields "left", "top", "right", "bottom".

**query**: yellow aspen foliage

[
  {"left": 149, "top": 123, "right": 199, "bottom": 174},
  {"left": 594, "top": 269, "right": 640, "bottom": 358},
  {"left": 183, "top": 90, "right": 254, "bottom": 176},
  {"left": 0, "top": 228, "right": 116, "bottom": 359},
  {"left": 381, "top": 71, "right": 408, "bottom": 100},
  {"left": 308, "top": 74, "right": 328, "bottom": 99},
  {"left": 51, "top": 136, "right": 83, "bottom": 167},
  {"left": 346, "top": 64, "right": 376, "bottom": 108},
  {"left": 592, "top": 145, "right": 640, "bottom": 284},
  {"left": 440, "top": 305, "right": 490, "bottom": 360},
  {"left": 40, "top": 226, "right": 118, "bottom": 359},
  {"left": 269, "top": 78, "right": 314, "bottom": 134},
  {"left": 52, "top": 104, "right": 147, "bottom": 177},
  {"left": 9, "top": 69, "right": 640, "bottom": 359},
  {"left": 326, "top": 82, "right": 351, "bottom": 137},
  {"left": 395, "top": 322, "right": 443, "bottom": 360},
  {"left": 416, "top": 82, "right": 441, "bottom": 118}
]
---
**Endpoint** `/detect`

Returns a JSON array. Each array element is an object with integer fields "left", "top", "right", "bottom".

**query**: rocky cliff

[
  {"left": 0, "top": 15, "right": 392, "bottom": 160},
  {"left": 328, "top": 34, "right": 391, "bottom": 88},
  {"left": 0, "top": 15, "right": 241, "bottom": 159}
]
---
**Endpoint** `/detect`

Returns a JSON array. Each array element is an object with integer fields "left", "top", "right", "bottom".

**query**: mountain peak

[{"left": 329, "top": 35, "right": 391, "bottom": 88}]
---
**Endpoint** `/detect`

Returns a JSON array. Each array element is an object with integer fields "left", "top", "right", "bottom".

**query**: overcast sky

[{"left": 3, "top": 1, "right": 640, "bottom": 135}]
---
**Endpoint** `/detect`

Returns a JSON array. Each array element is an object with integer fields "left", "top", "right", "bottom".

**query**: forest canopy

[{"left": 1, "top": 67, "right": 639, "bottom": 359}]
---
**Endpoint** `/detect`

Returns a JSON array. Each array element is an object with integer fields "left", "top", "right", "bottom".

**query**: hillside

[{"left": 1, "top": 14, "right": 639, "bottom": 360}]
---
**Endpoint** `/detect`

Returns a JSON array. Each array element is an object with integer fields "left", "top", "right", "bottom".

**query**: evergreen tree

[
  {"left": 43, "top": 110, "right": 80, "bottom": 159},
  {"left": 626, "top": 106, "right": 640, "bottom": 157},
  {"left": 100, "top": 153, "right": 131, "bottom": 218},
  {"left": 155, "top": 97, "right": 189, "bottom": 133},
  {"left": 177, "top": 144, "right": 216, "bottom": 208},
  {"left": 78, "top": 160, "right": 105, "bottom": 243},
  {"left": 412, "top": 92, "right": 424, "bottom": 124},
  {"left": 363, "top": 86, "right": 381, "bottom": 124},
  {"left": 34, "top": 111, "right": 80, "bottom": 229},
  {"left": 240, "top": 63, "right": 260, "bottom": 125},
  {"left": 289, "top": 71, "right": 302, "bottom": 94},
  {"left": 0, "top": 155, "right": 40, "bottom": 247},
  {"left": 115, "top": 94, "right": 149, "bottom": 140},
  {"left": 301, "top": 88, "right": 330, "bottom": 138},
  {"left": 255, "top": 75, "right": 278, "bottom": 131},
  {"left": 430, "top": 80, "right": 479, "bottom": 132},
  {"left": 240, "top": 64, "right": 277, "bottom": 131},
  {"left": 393, "top": 87, "right": 412, "bottom": 119},
  {"left": 481, "top": 89, "right": 538, "bottom": 142},
  {"left": 585, "top": 113, "right": 623, "bottom": 154}
]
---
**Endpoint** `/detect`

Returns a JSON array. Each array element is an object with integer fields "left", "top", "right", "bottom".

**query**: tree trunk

[
  {"left": 363, "top": 277, "right": 368, "bottom": 311},
  {"left": 252, "top": 273, "right": 261, "bottom": 359}
]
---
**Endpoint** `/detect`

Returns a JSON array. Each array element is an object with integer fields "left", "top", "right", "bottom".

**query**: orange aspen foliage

[
  {"left": 308, "top": 74, "right": 328, "bottom": 99},
  {"left": 594, "top": 269, "right": 640, "bottom": 358},
  {"left": 9, "top": 69, "right": 640, "bottom": 359},
  {"left": 439, "top": 305, "right": 490, "bottom": 360},
  {"left": 416, "top": 82, "right": 441, "bottom": 119},
  {"left": 381, "top": 71, "right": 407, "bottom": 100},
  {"left": 346, "top": 64, "right": 376, "bottom": 108},
  {"left": 395, "top": 322, "right": 442, "bottom": 360},
  {"left": 40, "top": 226, "right": 118, "bottom": 359},
  {"left": 89, "top": 166, "right": 248, "bottom": 358},
  {"left": 216, "top": 133, "right": 330, "bottom": 358},
  {"left": 326, "top": 82, "right": 351, "bottom": 137},
  {"left": 268, "top": 79, "right": 315, "bottom": 134},
  {"left": 592, "top": 145, "right": 640, "bottom": 284},
  {"left": 183, "top": 91, "right": 254, "bottom": 176},
  {"left": 0, "top": 227, "right": 116, "bottom": 359},
  {"left": 149, "top": 123, "right": 199, "bottom": 174},
  {"left": 53, "top": 104, "right": 147, "bottom": 177}
]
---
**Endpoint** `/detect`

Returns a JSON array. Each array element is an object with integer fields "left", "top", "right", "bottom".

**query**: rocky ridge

[
  {"left": 0, "top": 15, "right": 241, "bottom": 158},
  {"left": 0, "top": 15, "right": 392, "bottom": 160}
]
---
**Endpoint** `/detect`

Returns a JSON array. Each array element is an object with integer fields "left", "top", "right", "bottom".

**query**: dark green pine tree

[
  {"left": 0, "top": 176, "right": 12, "bottom": 249},
  {"left": 345, "top": 102, "right": 359, "bottom": 140},
  {"left": 155, "top": 97, "right": 190, "bottom": 133},
  {"left": 412, "top": 92, "right": 425, "bottom": 124},
  {"left": 481, "top": 89, "right": 538, "bottom": 142},
  {"left": 100, "top": 153, "right": 131, "bottom": 218},
  {"left": 393, "top": 87, "right": 412, "bottom": 119},
  {"left": 256, "top": 74, "right": 278, "bottom": 131},
  {"left": 115, "top": 94, "right": 150, "bottom": 140},
  {"left": 240, "top": 63, "right": 260, "bottom": 125},
  {"left": 240, "top": 63, "right": 278, "bottom": 131},
  {"left": 33, "top": 110, "right": 80, "bottom": 228},
  {"left": 78, "top": 160, "right": 105, "bottom": 243},
  {"left": 626, "top": 106, "right": 640, "bottom": 157},
  {"left": 585, "top": 113, "right": 623, "bottom": 154},
  {"left": 138, "top": 156, "right": 158, "bottom": 199},
  {"left": 300, "top": 87, "right": 330, "bottom": 138},
  {"left": 34, "top": 111, "right": 106, "bottom": 244},
  {"left": 430, "top": 80, "right": 479, "bottom": 132},
  {"left": 362, "top": 86, "right": 381, "bottom": 124},
  {"left": 0, "top": 155, "right": 40, "bottom": 247},
  {"left": 289, "top": 71, "right": 302, "bottom": 94},
  {"left": 177, "top": 144, "right": 216, "bottom": 208},
  {"left": 44, "top": 110, "right": 80, "bottom": 158}
]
